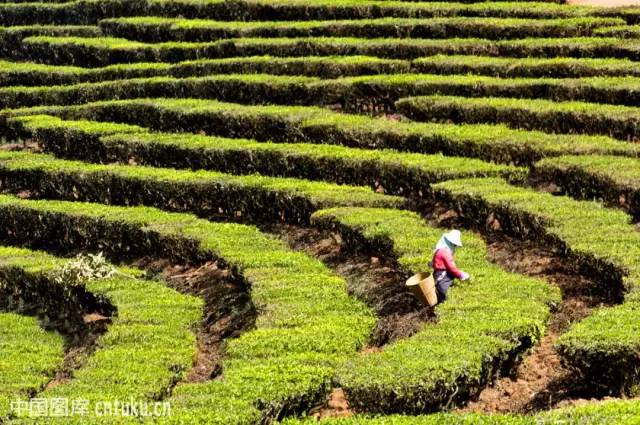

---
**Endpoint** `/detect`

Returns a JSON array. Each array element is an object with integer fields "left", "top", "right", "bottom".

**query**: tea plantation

[{"left": 0, "top": 0, "right": 640, "bottom": 423}]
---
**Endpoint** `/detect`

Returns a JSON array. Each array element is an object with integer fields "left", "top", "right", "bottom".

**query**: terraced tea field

[{"left": 1, "top": 0, "right": 640, "bottom": 423}]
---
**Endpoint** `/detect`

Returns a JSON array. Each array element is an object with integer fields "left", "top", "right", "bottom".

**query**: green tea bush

[
  {"left": 8, "top": 98, "right": 636, "bottom": 166},
  {"left": 5, "top": 54, "right": 640, "bottom": 89},
  {"left": 99, "top": 16, "right": 623, "bottom": 43},
  {"left": 0, "top": 244, "right": 201, "bottom": 422},
  {"left": 594, "top": 24, "right": 640, "bottom": 38},
  {"left": 9, "top": 114, "right": 523, "bottom": 197},
  {"left": 0, "top": 0, "right": 147, "bottom": 26},
  {"left": 149, "top": 0, "right": 606, "bottom": 21},
  {"left": 0, "top": 193, "right": 375, "bottom": 423},
  {"left": 6, "top": 72, "right": 640, "bottom": 111},
  {"left": 412, "top": 54, "right": 640, "bottom": 78},
  {"left": 313, "top": 73, "right": 640, "bottom": 110},
  {"left": 0, "top": 150, "right": 401, "bottom": 224},
  {"left": 397, "top": 95, "right": 640, "bottom": 141},
  {"left": 20, "top": 35, "right": 640, "bottom": 67},
  {"left": 0, "top": 74, "right": 320, "bottom": 109},
  {"left": 0, "top": 312, "right": 65, "bottom": 419},
  {"left": 0, "top": 25, "right": 100, "bottom": 57},
  {"left": 0, "top": 56, "right": 409, "bottom": 87},
  {"left": 532, "top": 154, "right": 640, "bottom": 218}
]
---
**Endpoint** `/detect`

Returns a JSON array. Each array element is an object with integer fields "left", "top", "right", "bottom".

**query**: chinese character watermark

[{"left": 11, "top": 398, "right": 171, "bottom": 418}]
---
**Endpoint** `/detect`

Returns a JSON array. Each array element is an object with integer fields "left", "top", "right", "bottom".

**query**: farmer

[{"left": 431, "top": 230, "right": 470, "bottom": 303}]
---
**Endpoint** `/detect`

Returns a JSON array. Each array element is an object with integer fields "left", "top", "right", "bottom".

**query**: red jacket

[{"left": 432, "top": 248, "right": 464, "bottom": 279}]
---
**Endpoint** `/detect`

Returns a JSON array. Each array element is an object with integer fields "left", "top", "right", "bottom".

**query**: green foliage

[
  {"left": 310, "top": 207, "right": 558, "bottom": 413},
  {"left": 0, "top": 149, "right": 401, "bottom": 224},
  {"left": 0, "top": 245, "right": 202, "bottom": 422},
  {"left": 10, "top": 114, "right": 523, "bottom": 197},
  {"left": 313, "top": 73, "right": 640, "bottom": 109},
  {"left": 594, "top": 24, "right": 640, "bottom": 38},
  {"left": 20, "top": 35, "right": 640, "bottom": 67},
  {"left": 533, "top": 154, "right": 640, "bottom": 217},
  {"left": 396, "top": 94, "right": 640, "bottom": 141},
  {"left": 99, "top": 16, "right": 623, "bottom": 43},
  {"left": 412, "top": 54, "right": 640, "bottom": 78},
  {"left": 0, "top": 73, "right": 328, "bottom": 109},
  {"left": 0, "top": 239, "right": 199, "bottom": 423},
  {"left": 282, "top": 413, "right": 535, "bottom": 425},
  {"left": 5, "top": 70, "right": 640, "bottom": 112},
  {"left": 0, "top": 73, "right": 319, "bottom": 109},
  {"left": 0, "top": 0, "right": 149, "bottom": 26},
  {"left": 0, "top": 311, "right": 65, "bottom": 418},
  {"left": 0, "top": 55, "right": 408, "bottom": 86},
  {"left": 0, "top": 0, "right": 602, "bottom": 28},
  {"left": 4, "top": 53, "right": 640, "bottom": 89},
  {"left": 43, "top": 269, "right": 202, "bottom": 419},
  {"left": 4, "top": 0, "right": 640, "bottom": 421},
  {"left": 7, "top": 97, "right": 637, "bottom": 166}
]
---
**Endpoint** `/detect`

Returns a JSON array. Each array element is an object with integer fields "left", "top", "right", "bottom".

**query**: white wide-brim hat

[{"left": 444, "top": 229, "right": 463, "bottom": 247}]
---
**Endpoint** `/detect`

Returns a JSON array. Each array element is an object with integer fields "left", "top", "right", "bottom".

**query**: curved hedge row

[
  {"left": 412, "top": 55, "right": 640, "bottom": 78},
  {"left": 0, "top": 25, "right": 100, "bottom": 57},
  {"left": 0, "top": 74, "right": 323, "bottom": 109},
  {"left": 0, "top": 243, "right": 199, "bottom": 424},
  {"left": 0, "top": 0, "right": 602, "bottom": 26},
  {"left": 311, "top": 207, "right": 558, "bottom": 414},
  {"left": 0, "top": 0, "right": 146, "bottom": 26},
  {"left": 312, "top": 74, "right": 640, "bottom": 109},
  {"left": 15, "top": 116, "right": 640, "bottom": 245},
  {"left": 39, "top": 269, "right": 201, "bottom": 422},
  {"left": 0, "top": 150, "right": 400, "bottom": 225},
  {"left": 396, "top": 95, "right": 640, "bottom": 141},
  {"left": 5, "top": 72, "right": 640, "bottom": 112},
  {"left": 8, "top": 98, "right": 636, "bottom": 166},
  {"left": 594, "top": 24, "right": 640, "bottom": 38},
  {"left": 148, "top": 0, "right": 640, "bottom": 24},
  {"left": 532, "top": 155, "right": 640, "bottom": 219},
  {"left": 0, "top": 56, "right": 409, "bottom": 87},
  {"left": 4, "top": 54, "right": 640, "bottom": 89},
  {"left": 19, "top": 36, "right": 640, "bottom": 67},
  {"left": 281, "top": 400, "right": 640, "bottom": 425},
  {"left": 8, "top": 114, "right": 523, "bottom": 197},
  {"left": 98, "top": 16, "right": 624, "bottom": 42}
]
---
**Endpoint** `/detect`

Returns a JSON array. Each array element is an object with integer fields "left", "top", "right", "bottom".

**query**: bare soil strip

[
  {"left": 309, "top": 389, "right": 353, "bottom": 420},
  {"left": 136, "top": 258, "right": 256, "bottom": 383},
  {"left": 45, "top": 315, "right": 110, "bottom": 390}
]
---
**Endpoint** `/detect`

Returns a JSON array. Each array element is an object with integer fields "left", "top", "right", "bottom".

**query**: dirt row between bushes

[
  {"left": 136, "top": 258, "right": 256, "bottom": 383},
  {"left": 459, "top": 237, "right": 612, "bottom": 414}
]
